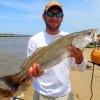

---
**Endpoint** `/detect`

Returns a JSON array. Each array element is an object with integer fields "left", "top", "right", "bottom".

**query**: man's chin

[
  {"left": 50, "top": 24, "right": 60, "bottom": 29},
  {"left": 47, "top": 23, "right": 60, "bottom": 30}
]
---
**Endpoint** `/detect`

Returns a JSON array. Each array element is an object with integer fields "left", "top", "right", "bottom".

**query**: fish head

[{"left": 72, "top": 29, "right": 97, "bottom": 49}]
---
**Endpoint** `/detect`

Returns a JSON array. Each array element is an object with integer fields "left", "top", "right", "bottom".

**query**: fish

[{"left": 0, "top": 29, "right": 97, "bottom": 97}]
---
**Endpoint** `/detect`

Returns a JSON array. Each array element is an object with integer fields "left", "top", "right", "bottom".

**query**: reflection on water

[{"left": 0, "top": 37, "right": 30, "bottom": 76}]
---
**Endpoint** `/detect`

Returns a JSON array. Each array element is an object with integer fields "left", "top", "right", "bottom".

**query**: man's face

[{"left": 43, "top": 8, "right": 63, "bottom": 30}]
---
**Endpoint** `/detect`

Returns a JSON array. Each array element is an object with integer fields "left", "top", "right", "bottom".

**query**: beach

[
  {"left": 0, "top": 48, "right": 100, "bottom": 100},
  {"left": 70, "top": 48, "right": 100, "bottom": 100}
]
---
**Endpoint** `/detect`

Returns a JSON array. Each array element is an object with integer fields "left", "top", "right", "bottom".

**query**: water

[{"left": 0, "top": 37, "right": 30, "bottom": 76}]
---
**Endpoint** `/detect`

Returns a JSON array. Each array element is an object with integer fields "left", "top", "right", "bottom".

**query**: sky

[{"left": 0, "top": 0, "right": 100, "bottom": 35}]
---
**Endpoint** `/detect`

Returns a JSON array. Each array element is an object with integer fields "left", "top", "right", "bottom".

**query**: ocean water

[{"left": 0, "top": 37, "right": 30, "bottom": 76}]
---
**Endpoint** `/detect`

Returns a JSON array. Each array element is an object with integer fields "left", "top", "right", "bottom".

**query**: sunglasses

[{"left": 46, "top": 11, "right": 63, "bottom": 18}]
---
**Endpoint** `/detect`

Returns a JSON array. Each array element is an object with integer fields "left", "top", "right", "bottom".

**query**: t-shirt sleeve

[
  {"left": 27, "top": 37, "right": 37, "bottom": 58},
  {"left": 68, "top": 57, "right": 87, "bottom": 71}
]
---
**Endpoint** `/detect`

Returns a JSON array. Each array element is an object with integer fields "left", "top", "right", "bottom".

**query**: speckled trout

[{"left": 0, "top": 29, "right": 97, "bottom": 96}]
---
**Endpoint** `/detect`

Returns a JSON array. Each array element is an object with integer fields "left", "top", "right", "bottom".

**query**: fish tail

[{"left": 0, "top": 74, "right": 20, "bottom": 92}]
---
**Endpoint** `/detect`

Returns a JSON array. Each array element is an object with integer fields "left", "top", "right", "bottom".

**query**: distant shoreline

[{"left": 0, "top": 34, "right": 31, "bottom": 37}]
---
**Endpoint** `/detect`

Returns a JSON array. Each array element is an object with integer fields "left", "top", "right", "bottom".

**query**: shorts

[{"left": 33, "top": 91, "right": 74, "bottom": 100}]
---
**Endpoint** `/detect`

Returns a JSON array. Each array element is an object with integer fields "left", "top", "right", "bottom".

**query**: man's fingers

[
  {"left": 29, "top": 66, "right": 34, "bottom": 77},
  {"left": 29, "top": 63, "right": 43, "bottom": 77},
  {"left": 36, "top": 64, "right": 41, "bottom": 76},
  {"left": 33, "top": 63, "right": 37, "bottom": 76},
  {"left": 67, "top": 46, "right": 82, "bottom": 57}
]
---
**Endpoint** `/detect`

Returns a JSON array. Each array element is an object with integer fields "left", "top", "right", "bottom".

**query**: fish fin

[
  {"left": 50, "top": 35, "right": 63, "bottom": 43},
  {"left": 32, "top": 47, "right": 43, "bottom": 54}
]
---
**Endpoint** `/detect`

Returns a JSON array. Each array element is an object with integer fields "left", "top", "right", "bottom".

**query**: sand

[
  {"left": 70, "top": 48, "right": 100, "bottom": 100},
  {"left": 0, "top": 48, "right": 100, "bottom": 100}
]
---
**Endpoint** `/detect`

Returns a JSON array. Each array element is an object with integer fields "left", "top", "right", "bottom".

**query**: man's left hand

[{"left": 68, "top": 46, "right": 84, "bottom": 64}]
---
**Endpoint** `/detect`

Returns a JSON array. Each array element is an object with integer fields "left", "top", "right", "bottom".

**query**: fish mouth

[
  {"left": 92, "top": 30, "right": 98, "bottom": 42},
  {"left": 86, "top": 29, "right": 97, "bottom": 43}
]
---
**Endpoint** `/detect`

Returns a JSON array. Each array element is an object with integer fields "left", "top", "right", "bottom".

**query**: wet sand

[{"left": 0, "top": 48, "right": 100, "bottom": 100}]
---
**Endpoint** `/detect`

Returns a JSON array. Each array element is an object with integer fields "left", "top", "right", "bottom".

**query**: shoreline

[{"left": 0, "top": 35, "right": 31, "bottom": 37}]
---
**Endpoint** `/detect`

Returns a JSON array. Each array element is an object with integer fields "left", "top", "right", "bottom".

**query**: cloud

[
  {"left": 0, "top": 0, "right": 46, "bottom": 12},
  {"left": 63, "top": 0, "right": 100, "bottom": 29},
  {"left": 0, "top": 0, "right": 45, "bottom": 21},
  {"left": 0, "top": 1, "right": 34, "bottom": 12},
  {"left": 0, "top": 13, "right": 41, "bottom": 21}
]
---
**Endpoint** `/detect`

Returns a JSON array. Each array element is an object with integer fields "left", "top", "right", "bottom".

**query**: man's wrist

[{"left": 75, "top": 56, "right": 84, "bottom": 64}]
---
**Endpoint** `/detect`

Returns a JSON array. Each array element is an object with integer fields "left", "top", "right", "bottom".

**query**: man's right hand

[{"left": 28, "top": 63, "right": 44, "bottom": 77}]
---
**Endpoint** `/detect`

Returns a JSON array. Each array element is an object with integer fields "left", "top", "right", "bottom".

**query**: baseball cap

[{"left": 44, "top": 0, "right": 63, "bottom": 12}]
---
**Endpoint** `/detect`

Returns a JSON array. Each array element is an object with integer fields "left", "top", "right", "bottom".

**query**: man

[{"left": 27, "top": 0, "right": 87, "bottom": 100}]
